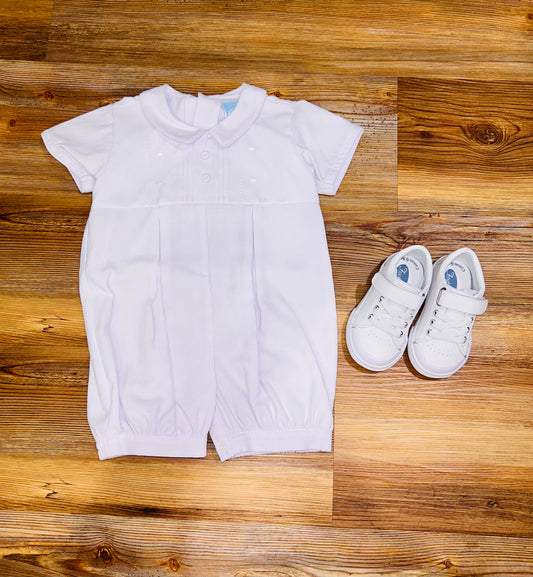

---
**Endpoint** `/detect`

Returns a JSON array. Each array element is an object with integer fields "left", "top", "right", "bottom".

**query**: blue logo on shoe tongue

[
  {"left": 445, "top": 268, "right": 457, "bottom": 288},
  {"left": 396, "top": 264, "right": 409, "bottom": 283}
]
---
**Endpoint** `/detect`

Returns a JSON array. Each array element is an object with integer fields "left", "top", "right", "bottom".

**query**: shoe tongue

[
  {"left": 444, "top": 260, "right": 474, "bottom": 292},
  {"left": 392, "top": 255, "right": 425, "bottom": 294}
]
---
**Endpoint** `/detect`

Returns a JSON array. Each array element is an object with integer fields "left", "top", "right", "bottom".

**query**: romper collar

[{"left": 139, "top": 83, "right": 267, "bottom": 147}]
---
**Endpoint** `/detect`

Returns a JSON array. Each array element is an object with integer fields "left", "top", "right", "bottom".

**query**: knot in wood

[
  {"left": 467, "top": 122, "right": 503, "bottom": 146},
  {"left": 8, "top": 118, "right": 16, "bottom": 128},
  {"left": 44, "top": 90, "right": 55, "bottom": 101},
  {"left": 96, "top": 544, "right": 114, "bottom": 565},
  {"left": 168, "top": 557, "right": 182, "bottom": 572}
]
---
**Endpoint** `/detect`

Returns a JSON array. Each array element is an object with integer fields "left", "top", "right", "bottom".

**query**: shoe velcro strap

[
  {"left": 371, "top": 272, "right": 425, "bottom": 310},
  {"left": 437, "top": 288, "right": 488, "bottom": 315}
]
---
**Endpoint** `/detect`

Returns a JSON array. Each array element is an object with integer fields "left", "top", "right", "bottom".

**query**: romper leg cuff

[
  {"left": 211, "top": 427, "right": 333, "bottom": 462},
  {"left": 95, "top": 432, "right": 207, "bottom": 460}
]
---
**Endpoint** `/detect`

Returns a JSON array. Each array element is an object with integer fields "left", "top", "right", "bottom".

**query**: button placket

[{"left": 197, "top": 136, "right": 217, "bottom": 200}]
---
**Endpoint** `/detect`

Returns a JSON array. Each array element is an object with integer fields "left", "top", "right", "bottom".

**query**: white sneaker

[
  {"left": 346, "top": 245, "right": 433, "bottom": 371},
  {"left": 408, "top": 248, "right": 488, "bottom": 379}
]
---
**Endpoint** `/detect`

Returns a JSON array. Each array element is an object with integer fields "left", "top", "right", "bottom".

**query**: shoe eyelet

[
  {"left": 378, "top": 296, "right": 384, "bottom": 303},
  {"left": 463, "top": 336, "right": 468, "bottom": 343},
  {"left": 374, "top": 305, "right": 380, "bottom": 311},
  {"left": 426, "top": 329, "right": 431, "bottom": 335},
  {"left": 404, "top": 322, "right": 409, "bottom": 328},
  {"left": 433, "top": 310, "right": 438, "bottom": 316},
  {"left": 399, "top": 331, "right": 404, "bottom": 337},
  {"left": 368, "top": 314, "right": 373, "bottom": 320},
  {"left": 470, "top": 316, "right": 475, "bottom": 322},
  {"left": 435, "top": 287, "right": 447, "bottom": 308},
  {"left": 466, "top": 326, "right": 470, "bottom": 332}
]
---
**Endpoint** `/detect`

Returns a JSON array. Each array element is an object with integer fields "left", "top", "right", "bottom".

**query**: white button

[
  {"left": 201, "top": 173, "right": 211, "bottom": 183},
  {"left": 200, "top": 150, "right": 210, "bottom": 160}
]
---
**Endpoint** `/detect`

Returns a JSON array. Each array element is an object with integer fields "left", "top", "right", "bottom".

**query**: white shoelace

[
  {"left": 368, "top": 296, "right": 414, "bottom": 339},
  {"left": 427, "top": 307, "right": 474, "bottom": 344}
]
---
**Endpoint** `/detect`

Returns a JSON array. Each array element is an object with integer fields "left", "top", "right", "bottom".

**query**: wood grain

[
  {"left": 0, "top": 454, "right": 333, "bottom": 526},
  {"left": 0, "top": 0, "right": 52, "bottom": 61},
  {"left": 398, "top": 78, "right": 533, "bottom": 216},
  {"left": 2, "top": 511, "right": 533, "bottom": 576},
  {"left": 44, "top": 0, "right": 533, "bottom": 80},
  {"left": 333, "top": 383, "right": 533, "bottom": 535}
]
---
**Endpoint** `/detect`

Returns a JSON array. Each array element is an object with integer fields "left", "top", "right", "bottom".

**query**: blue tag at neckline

[{"left": 222, "top": 100, "right": 238, "bottom": 117}]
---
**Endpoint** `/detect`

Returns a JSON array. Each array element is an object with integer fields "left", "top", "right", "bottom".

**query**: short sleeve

[
  {"left": 41, "top": 104, "right": 114, "bottom": 193},
  {"left": 292, "top": 100, "right": 364, "bottom": 196}
]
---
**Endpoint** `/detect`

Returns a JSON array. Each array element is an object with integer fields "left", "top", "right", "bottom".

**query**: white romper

[{"left": 41, "top": 83, "right": 364, "bottom": 461}]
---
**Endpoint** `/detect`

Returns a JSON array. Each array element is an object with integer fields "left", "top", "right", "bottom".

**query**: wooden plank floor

[{"left": 1, "top": 1, "right": 533, "bottom": 575}]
